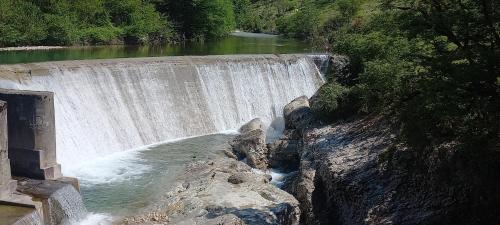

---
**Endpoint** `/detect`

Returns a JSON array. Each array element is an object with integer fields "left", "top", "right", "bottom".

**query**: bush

[
  {"left": 154, "top": 0, "right": 235, "bottom": 39},
  {"left": 0, "top": 0, "right": 47, "bottom": 47},
  {"left": 311, "top": 82, "right": 362, "bottom": 120},
  {"left": 80, "top": 26, "right": 123, "bottom": 45}
]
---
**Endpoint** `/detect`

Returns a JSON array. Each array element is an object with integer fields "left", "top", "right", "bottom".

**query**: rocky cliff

[{"left": 269, "top": 96, "right": 499, "bottom": 225}]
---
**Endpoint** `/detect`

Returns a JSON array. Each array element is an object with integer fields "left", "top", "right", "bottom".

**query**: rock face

[
  {"left": 231, "top": 118, "right": 269, "bottom": 169},
  {"left": 275, "top": 95, "right": 494, "bottom": 225},
  {"left": 291, "top": 117, "right": 396, "bottom": 225},
  {"left": 123, "top": 156, "right": 300, "bottom": 225},
  {"left": 267, "top": 139, "right": 300, "bottom": 169},
  {"left": 283, "top": 96, "right": 314, "bottom": 131}
]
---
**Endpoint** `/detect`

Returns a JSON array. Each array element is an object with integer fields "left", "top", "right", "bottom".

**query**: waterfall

[
  {"left": 0, "top": 54, "right": 326, "bottom": 172},
  {"left": 13, "top": 211, "right": 43, "bottom": 225},
  {"left": 47, "top": 185, "right": 87, "bottom": 225}
]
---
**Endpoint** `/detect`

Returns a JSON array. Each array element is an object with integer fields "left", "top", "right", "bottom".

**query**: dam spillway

[{"left": 0, "top": 54, "right": 326, "bottom": 173}]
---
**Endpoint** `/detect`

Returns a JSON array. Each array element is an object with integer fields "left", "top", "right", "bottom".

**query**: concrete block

[{"left": 0, "top": 89, "right": 61, "bottom": 180}]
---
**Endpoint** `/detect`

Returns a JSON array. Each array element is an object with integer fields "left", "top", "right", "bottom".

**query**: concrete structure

[
  {"left": 0, "top": 89, "right": 61, "bottom": 180},
  {"left": 0, "top": 89, "right": 82, "bottom": 225},
  {"left": 1, "top": 100, "right": 17, "bottom": 199}
]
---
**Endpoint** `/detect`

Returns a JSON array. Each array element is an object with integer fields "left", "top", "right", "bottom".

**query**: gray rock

[
  {"left": 228, "top": 173, "right": 247, "bottom": 184},
  {"left": 283, "top": 96, "right": 314, "bottom": 131},
  {"left": 231, "top": 119, "right": 269, "bottom": 169},
  {"left": 124, "top": 157, "right": 300, "bottom": 225},
  {"left": 239, "top": 118, "right": 264, "bottom": 134},
  {"left": 267, "top": 140, "right": 300, "bottom": 169}
]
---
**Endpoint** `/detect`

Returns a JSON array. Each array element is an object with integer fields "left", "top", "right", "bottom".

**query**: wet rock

[
  {"left": 223, "top": 149, "right": 238, "bottom": 160},
  {"left": 267, "top": 140, "right": 300, "bottom": 169},
  {"left": 231, "top": 119, "right": 269, "bottom": 169},
  {"left": 239, "top": 118, "right": 264, "bottom": 133}
]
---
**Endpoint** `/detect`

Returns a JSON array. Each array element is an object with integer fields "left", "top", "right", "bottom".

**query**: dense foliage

[
  {"left": 153, "top": 0, "right": 235, "bottom": 40},
  {"left": 0, "top": 0, "right": 237, "bottom": 47},
  {"left": 0, "top": 0, "right": 172, "bottom": 46},
  {"left": 240, "top": 0, "right": 499, "bottom": 156}
]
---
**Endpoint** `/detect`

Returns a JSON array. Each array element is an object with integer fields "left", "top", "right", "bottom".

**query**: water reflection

[{"left": 0, "top": 32, "right": 314, "bottom": 64}]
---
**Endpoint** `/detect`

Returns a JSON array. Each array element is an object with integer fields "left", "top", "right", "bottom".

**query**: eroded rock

[
  {"left": 283, "top": 96, "right": 314, "bottom": 131},
  {"left": 231, "top": 119, "right": 269, "bottom": 169},
  {"left": 123, "top": 157, "right": 300, "bottom": 225}
]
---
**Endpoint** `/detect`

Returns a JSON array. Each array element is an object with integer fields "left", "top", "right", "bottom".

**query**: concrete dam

[{"left": 0, "top": 54, "right": 328, "bottom": 224}]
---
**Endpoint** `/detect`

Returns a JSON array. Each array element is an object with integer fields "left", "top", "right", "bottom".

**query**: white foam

[
  {"left": 68, "top": 131, "right": 239, "bottom": 185},
  {"left": 66, "top": 150, "right": 150, "bottom": 185},
  {"left": 74, "top": 213, "right": 113, "bottom": 225},
  {"left": 269, "top": 169, "right": 288, "bottom": 187},
  {"left": 251, "top": 168, "right": 292, "bottom": 188}
]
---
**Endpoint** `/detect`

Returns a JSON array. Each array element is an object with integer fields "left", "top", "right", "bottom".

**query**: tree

[{"left": 153, "top": 0, "right": 236, "bottom": 39}]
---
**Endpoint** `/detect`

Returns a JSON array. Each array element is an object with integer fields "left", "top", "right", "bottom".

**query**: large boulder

[
  {"left": 283, "top": 96, "right": 314, "bottom": 131},
  {"left": 267, "top": 139, "right": 301, "bottom": 169},
  {"left": 231, "top": 118, "right": 269, "bottom": 169},
  {"left": 239, "top": 118, "right": 264, "bottom": 133}
]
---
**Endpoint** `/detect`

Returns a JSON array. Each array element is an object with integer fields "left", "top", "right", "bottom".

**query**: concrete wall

[
  {"left": 0, "top": 89, "right": 61, "bottom": 180},
  {"left": 0, "top": 100, "right": 16, "bottom": 199}
]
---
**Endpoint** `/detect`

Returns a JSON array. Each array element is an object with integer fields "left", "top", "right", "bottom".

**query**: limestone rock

[
  {"left": 239, "top": 118, "right": 264, "bottom": 134},
  {"left": 283, "top": 96, "right": 314, "bottom": 131},
  {"left": 123, "top": 157, "right": 300, "bottom": 225},
  {"left": 227, "top": 173, "right": 248, "bottom": 184},
  {"left": 267, "top": 140, "right": 300, "bottom": 169},
  {"left": 231, "top": 119, "right": 269, "bottom": 169}
]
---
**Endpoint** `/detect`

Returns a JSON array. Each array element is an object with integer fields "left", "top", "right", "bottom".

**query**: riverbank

[
  {"left": 121, "top": 152, "right": 299, "bottom": 225},
  {"left": 0, "top": 46, "right": 66, "bottom": 52}
]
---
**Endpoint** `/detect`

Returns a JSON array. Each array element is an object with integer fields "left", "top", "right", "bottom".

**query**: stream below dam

[{"left": 76, "top": 133, "right": 236, "bottom": 224}]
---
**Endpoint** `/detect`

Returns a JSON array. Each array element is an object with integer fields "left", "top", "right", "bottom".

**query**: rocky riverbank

[
  {"left": 121, "top": 153, "right": 299, "bottom": 225},
  {"left": 123, "top": 91, "right": 494, "bottom": 225}
]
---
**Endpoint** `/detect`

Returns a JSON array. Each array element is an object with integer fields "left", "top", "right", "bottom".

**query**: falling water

[
  {"left": 0, "top": 54, "right": 326, "bottom": 172},
  {"left": 12, "top": 211, "right": 43, "bottom": 225},
  {"left": 46, "top": 185, "right": 87, "bottom": 225},
  {"left": 308, "top": 54, "right": 331, "bottom": 75}
]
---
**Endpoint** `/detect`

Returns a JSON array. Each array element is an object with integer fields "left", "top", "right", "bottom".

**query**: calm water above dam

[{"left": 0, "top": 32, "right": 314, "bottom": 64}]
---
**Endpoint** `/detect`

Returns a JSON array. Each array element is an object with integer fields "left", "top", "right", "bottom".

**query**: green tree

[
  {"left": 0, "top": 0, "right": 47, "bottom": 46},
  {"left": 153, "top": 0, "right": 236, "bottom": 39}
]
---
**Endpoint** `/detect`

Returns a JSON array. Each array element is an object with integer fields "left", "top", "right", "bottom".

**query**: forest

[{"left": 0, "top": 0, "right": 498, "bottom": 170}]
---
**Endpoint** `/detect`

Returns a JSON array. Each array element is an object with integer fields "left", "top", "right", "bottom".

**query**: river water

[
  {"left": 0, "top": 32, "right": 314, "bottom": 64},
  {"left": 74, "top": 133, "right": 235, "bottom": 224}
]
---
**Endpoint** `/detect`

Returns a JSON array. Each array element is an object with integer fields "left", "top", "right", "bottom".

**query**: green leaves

[
  {"left": 300, "top": 0, "right": 499, "bottom": 153},
  {"left": 155, "top": 0, "right": 235, "bottom": 40},
  {"left": 0, "top": 0, "right": 173, "bottom": 46}
]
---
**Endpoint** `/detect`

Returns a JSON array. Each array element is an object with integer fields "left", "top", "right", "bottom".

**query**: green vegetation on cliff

[{"left": 238, "top": 0, "right": 499, "bottom": 157}]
